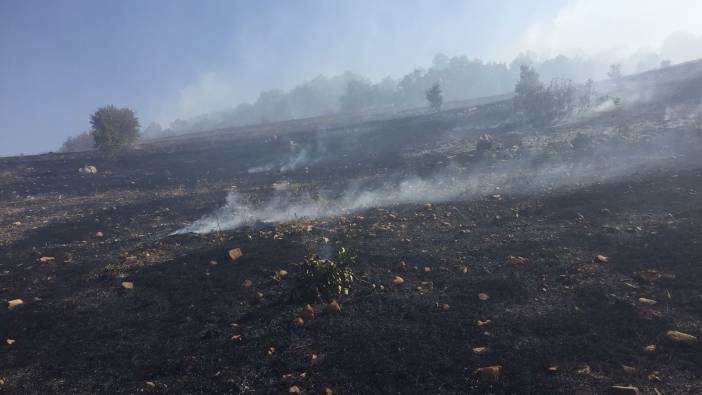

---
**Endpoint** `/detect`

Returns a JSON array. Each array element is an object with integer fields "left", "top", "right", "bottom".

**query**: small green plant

[{"left": 293, "top": 247, "right": 356, "bottom": 301}]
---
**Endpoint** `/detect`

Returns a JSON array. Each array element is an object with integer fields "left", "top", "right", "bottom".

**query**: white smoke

[
  {"left": 174, "top": 146, "right": 673, "bottom": 235},
  {"left": 247, "top": 137, "right": 329, "bottom": 174}
]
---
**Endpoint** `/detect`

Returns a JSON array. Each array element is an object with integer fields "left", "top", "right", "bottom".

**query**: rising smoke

[{"left": 174, "top": 132, "right": 694, "bottom": 235}]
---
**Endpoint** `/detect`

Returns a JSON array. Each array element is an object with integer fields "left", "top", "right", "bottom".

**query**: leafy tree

[
  {"left": 514, "top": 65, "right": 544, "bottom": 97},
  {"left": 340, "top": 79, "right": 375, "bottom": 113},
  {"left": 578, "top": 78, "right": 595, "bottom": 110},
  {"left": 432, "top": 53, "right": 450, "bottom": 70},
  {"left": 425, "top": 81, "right": 443, "bottom": 111},
  {"left": 143, "top": 122, "right": 163, "bottom": 137},
  {"left": 607, "top": 64, "right": 622, "bottom": 80},
  {"left": 90, "top": 105, "right": 140, "bottom": 156}
]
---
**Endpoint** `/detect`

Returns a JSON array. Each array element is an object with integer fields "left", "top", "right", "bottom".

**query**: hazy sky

[{"left": 2, "top": 0, "right": 701, "bottom": 156}]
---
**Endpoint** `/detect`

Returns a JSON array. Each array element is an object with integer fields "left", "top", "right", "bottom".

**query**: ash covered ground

[{"left": 2, "top": 62, "right": 702, "bottom": 394}]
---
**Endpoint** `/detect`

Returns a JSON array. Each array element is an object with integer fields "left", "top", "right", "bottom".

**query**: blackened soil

[{"left": 1, "top": 96, "right": 702, "bottom": 394}]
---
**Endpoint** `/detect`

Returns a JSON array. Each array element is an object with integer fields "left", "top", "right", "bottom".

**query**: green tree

[
  {"left": 90, "top": 105, "right": 140, "bottom": 156},
  {"left": 425, "top": 81, "right": 443, "bottom": 111},
  {"left": 339, "top": 79, "right": 375, "bottom": 112},
  {"left": 514, "top": 64, "right": 543, "bottom": 97},
  {"left": 607, "top": 64, "right": 622, "bottom": 80}
]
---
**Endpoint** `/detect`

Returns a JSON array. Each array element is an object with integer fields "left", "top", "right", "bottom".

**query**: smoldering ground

[{"left": 175, "top": 121, "right": 702, "bottom": 235}]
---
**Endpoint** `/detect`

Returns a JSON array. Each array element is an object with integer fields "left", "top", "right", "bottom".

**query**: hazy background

[{"left": 2, "top": 0, "right": 702, "bottom": 156}]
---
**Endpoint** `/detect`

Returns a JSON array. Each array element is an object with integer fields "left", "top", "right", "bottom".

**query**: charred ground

[{"left": 2, "top": 63, "right": 702, "bottom": 394}]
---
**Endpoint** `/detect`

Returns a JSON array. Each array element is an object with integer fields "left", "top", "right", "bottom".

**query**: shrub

[
  {"left": 293, "top": 247, "right": 356, "bottom": 301},
  {"left": 476, "top": 134, "right": 494, "bottom": 153},
  {"left": 514, "top": 65, "right": 575, "bottom": 126},
  {"left": 60, "top": 131, "right": 95, "bottom": 152},
  {"left": 425, "top": 81, "right": 443, "bottom": 111},
  {"left": 571, "top": 133, "right": 592, "bottom": 153},
  {"left": 90, "top": 105, "right": 140, "bottom": 156}
]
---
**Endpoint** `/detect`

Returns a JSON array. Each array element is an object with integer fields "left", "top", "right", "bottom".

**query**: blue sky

[{"left": 1, "top": 0, "right": 700, "bottom": 156}]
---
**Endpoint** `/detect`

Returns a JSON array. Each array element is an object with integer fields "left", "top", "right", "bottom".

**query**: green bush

[
  {"left": 293, "top": 247, "right": 356, "bottom": 301},
  {"left": 90, "top": 105, "right": 140, "bottom": 156}
]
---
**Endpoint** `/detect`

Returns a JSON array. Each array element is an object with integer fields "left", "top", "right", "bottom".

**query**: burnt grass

[{"left": 2, "top": 79, "right": 702, "bottom": 393}]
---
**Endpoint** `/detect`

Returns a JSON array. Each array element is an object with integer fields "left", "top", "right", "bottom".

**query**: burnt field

[{"left": 2, "top": 67, "right": 702, "bottom": 394}]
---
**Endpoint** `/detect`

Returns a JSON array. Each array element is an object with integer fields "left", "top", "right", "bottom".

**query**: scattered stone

[
  {"left": 477, "top": 320, "right": 492, "bottom": 326},
  {"left": 78, "top": 165, "right": 98, "bottom": 174},
  {"left": 666, "top": 330, "right": 697, "bottom": 344},
  {"left": 423, "top": 266, "right": 432, "bottom": 272},
  {"left": 228, "top": 248, "right": 243, "bottom": 262},
  {"left": 478, "top": 292, "right": 490, "bottom": 301},
  {"left": 121, "top": 281, "right": 134, "bottom": 289},
  {"left": 393, "top": 276, "right": 405, "bottom": 285},
  {"left": 39, "top": 256, "right": 55, "bottom": 263},
  {"left": 462, "top": 266, "right": 469, "bottom": 273},
  {"left": 242, "top": 279, "right": 253, "bottom": 288},
  {"left": 231, "top": 335, "right": 242, "bottom": 341},
  {"left": 643, "top": 344, "right": 656, "bottom": 353},
  {"left": 326, "top": 300, "right": 341, "bottom": 314},
  {"left": 595, "top": 255, "right": 609, "bottom": 263},
  {"left": 575, "top": 364, "right": 591, "bottom": 375},
  {"left": 472, "top": 346, "right": 488, "bottom": 355},
  {"left": 547, "top": 366, "right": 559, "bottom": 373},
  {"left": 289, "top": 385, "right": 302, "bottom": 394},
  {"left": 145, "top": 381, "right": 156, "bottom": 388},
  {"left": 399, "top": 261, "right": 407, "bottom": 270},
  {"left": 637, "top": 270, "right": 675, "bottom": 283},
  {"left": 474, "top": 365, "right": 501, "bottom": 381},
  {"left": 292, "top": 317, "right": 305, "bottom": 327},
  {"left": 6, "top": 339, "right": 15, "bottom": 345},
  {"left": 95, "top": 231, "right": 104, "bottom": 237},
  {"left": 255, "top": 292, "right": 264, "bottom": 300},
  {"left": 506, "top": 255, "right": 527, "bottom": 264},
  {"left": 300, "top": 304, "right": 315, "bottom": 320},
  {"left": 8, "top": 299, "right": 24, "bottom": 309},
  {"left": 622, "top": 365, "right": 637, "bottom": 374},
  {"left": 648, "top": 372, "right": 663, "bottom": 382},
  {"left": 440, "top": 303, "right": 450, "bottom": 311},
  {"left": 611, "top": 385, "right": 640, "bottom": 395},
  {"left": 275, "top": 269, "right": 288, "bottom": 279},
  {"left": 323, "top": 387, "right": 334, "bottom": 395},
  {"left": 639, "top": 308, "right": 663, "bottom": 320},
  {"left": 638, "top": 297, "right": 657, "bottom": 305}
]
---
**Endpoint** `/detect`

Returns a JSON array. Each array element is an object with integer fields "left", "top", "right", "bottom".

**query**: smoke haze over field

[
  {"left": 176, "top": 127, "right": 701, "bottom": 235},
  {"left": 2, "top": 0, "right": 702, "bottom": 156}
]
